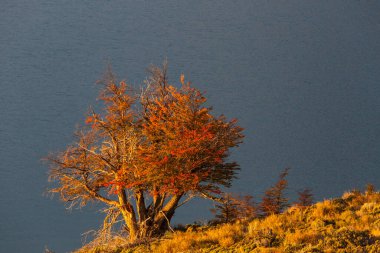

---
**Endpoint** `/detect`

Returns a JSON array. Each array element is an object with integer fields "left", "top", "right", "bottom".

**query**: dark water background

[{"left": 1, "top": 1, "right": 380, "bottom": 252}]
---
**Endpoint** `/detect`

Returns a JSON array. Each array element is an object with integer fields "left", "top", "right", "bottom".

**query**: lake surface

[{"left": 1, "top": 1, "right": 380, "bottom": 252}]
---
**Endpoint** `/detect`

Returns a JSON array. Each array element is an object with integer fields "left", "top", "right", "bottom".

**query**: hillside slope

[{"left": 76, "top": 189, "right": 380, "bottom": 253}]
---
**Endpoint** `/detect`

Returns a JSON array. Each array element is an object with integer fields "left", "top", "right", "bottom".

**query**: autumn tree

[
  {"left": 210, "top": 193, "right": 256, "bottom": 224},
  {"left": 259, "top": 168, "right": 290, "bottom": 216},
  {"left": 46, "top": 64, "right": 244, "bottom": 241},
  {"left": 210, "top": 193, "right": 240, "bottom": 224},
  {"left": 294, "top": 188, "right": 313, "bottom": 208},
  {"left": 236, "top": 194, "right": 257, "bottom": 220},
  {"left": 365, "top": 183, "right": 375, "bottom": 195}
]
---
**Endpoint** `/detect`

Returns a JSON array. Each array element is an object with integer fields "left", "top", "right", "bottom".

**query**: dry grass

[{"left": 75, "top": 189, "right": 380, "bottom": 253}]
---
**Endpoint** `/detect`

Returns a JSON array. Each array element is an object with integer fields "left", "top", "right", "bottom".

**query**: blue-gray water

[{"left": 1, "top": 1, "right": 380, "bottom": 252}]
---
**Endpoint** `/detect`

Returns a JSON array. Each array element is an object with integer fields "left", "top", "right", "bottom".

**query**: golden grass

[{"left": 75, "top": 189, "right": 380, "bottom": 253}]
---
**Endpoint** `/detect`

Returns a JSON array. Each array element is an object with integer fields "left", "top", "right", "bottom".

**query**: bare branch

[{"left": 176, "top": 194, "right": 195, "bottom": 208}]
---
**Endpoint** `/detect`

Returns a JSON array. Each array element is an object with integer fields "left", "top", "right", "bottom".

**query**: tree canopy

[{"left": 46, "top": 64, "right": 244, "bottom": 240}]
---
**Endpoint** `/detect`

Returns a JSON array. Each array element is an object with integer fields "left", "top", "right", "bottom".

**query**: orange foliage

[{"left": 47, "top": 64, "right": 243, "bottom": 240}]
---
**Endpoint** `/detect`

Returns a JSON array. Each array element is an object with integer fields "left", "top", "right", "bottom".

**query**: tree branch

[
  {"left": 176, "top": 194, "right": 194, "bottom": 208},
  {"left": 82, "top": 182, "right": 118, "bottom": 206},
  {"left": 200, "top": 191, "right": 223, "bottom": 203},
  {"left": 162, "top": 194, "right": 183, "bottom": 213}
]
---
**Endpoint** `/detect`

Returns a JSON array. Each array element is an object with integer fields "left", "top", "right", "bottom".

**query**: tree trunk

[
  {"left": 152, "top": 194, "right": 183, "bottom": 236},
  {"left": 133, "top": 193, "right": 184, "bottom": 239},
  {"left": 136, "top": 190, "right": 147, "bottom": 223},
  {"left": 117, "top": 187, "right": 138, "bottom": 241},
  {"left": 115, "top": 191, "right": 183, "bottom": 241},
  {"left": 120, "top": 206, "right": 139, "bottom": 241}
]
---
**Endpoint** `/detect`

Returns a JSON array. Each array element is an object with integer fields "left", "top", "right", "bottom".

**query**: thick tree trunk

[
  {"left": 136, "top": 190, "right": 147, "bottom": 223},
  {"left": 117, "top": 187, "right": 138, "bottom": 241},
  {"left": 151, "top": 194, "right": 183, "bottom": 236},
  {"left": 120, "top": 206, "right": 139, "bottom": 241},
  {"left": 115, "top": 191, "right": 183, "bottom": 241}
]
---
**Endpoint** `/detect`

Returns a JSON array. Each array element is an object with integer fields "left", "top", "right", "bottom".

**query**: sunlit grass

[{"left": 75, "top": 188, "right": 380, "bottom": 252}]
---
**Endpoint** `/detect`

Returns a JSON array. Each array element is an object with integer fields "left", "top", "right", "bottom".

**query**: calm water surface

[{"left": 1, "top": 1, "right": 380, "bottom": 252}]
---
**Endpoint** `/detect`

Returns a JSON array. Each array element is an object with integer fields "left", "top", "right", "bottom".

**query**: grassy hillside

[{"left": 76, "top": 189, "right": 380, "bottom": 253}]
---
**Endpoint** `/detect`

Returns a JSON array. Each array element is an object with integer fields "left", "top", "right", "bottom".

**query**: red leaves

[
  {"left": 47, "top": 65, "right": 244, "bottom": 235},
  {"left": 102, "top": 182, "right": 111, "bottom": 187},
  {"left": 209, "top": 189, "right": 222, "bottom": 195},
  {"left": 80, "top": 70, "right": 242, "bottom": 198},
  {"left": 85, "top": 116, "right": 94, "bottom": 124},
  {"left": 181, "top": 125, "right": 214, "bottom": 142},
  {"left": 125, "top": 181, "right": 143, "bottom": 189},
  {"left": 214, "top": 157, "right": 222, "bottom": 163},
  {"left": 102, "top": 179, "right": 144, "bottom": 195},
  {"left": 137, "top": 77, "right": 243, "bottom": 195}
]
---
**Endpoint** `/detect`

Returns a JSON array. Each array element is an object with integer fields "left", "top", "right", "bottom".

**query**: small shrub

[
  {"left": 218, "top": 236, "right": 235, "bottom": 247},
  {"left": 325, "top": 228, "right": 374, "bottom": 249},
  {"left": 253, "top": 228, "right": 281, "bottom": 248},
  {"left": 284, "top": 230, "right": 321, "bottom": 246}
]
